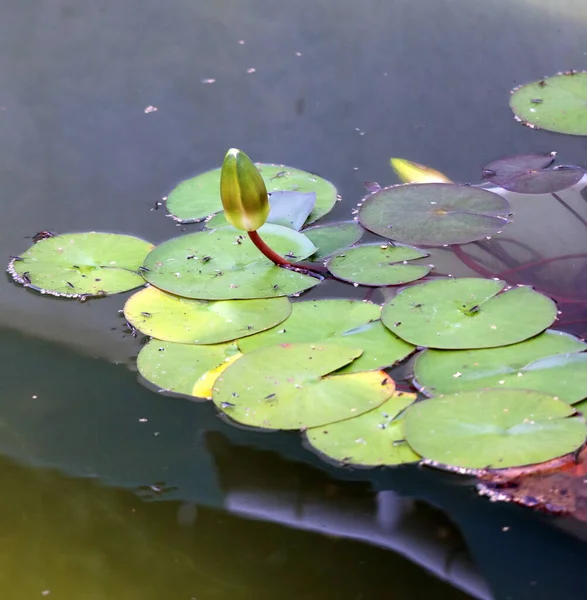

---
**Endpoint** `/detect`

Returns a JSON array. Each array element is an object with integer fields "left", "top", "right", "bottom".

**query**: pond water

[{"left": 2, "top": 0, "right": 587, "bottom": 598}]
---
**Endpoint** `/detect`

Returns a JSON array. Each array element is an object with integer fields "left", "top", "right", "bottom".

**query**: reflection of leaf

[
  {"left": 359, "top": 183, "right": 511, "bottom": 246},
  {"left": 481, "top": 153, "right": 584, "bottom": 194},
  {"left": 404, "top": 389, "right": 587, "bottom": 470},
  {"left": 510, "top": 71, "right": 587, "bottom": 135}
]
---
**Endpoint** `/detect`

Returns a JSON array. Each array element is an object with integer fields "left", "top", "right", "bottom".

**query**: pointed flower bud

[
  {"left": 390, "top": 158, "right": 452, "bottom": 184},
  {"left": 220, "top": 148, "right": 270, "bottom": 231}
]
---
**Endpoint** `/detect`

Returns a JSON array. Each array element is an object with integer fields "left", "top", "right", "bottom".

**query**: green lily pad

[
  {"left": 238, "top": 299, "right": 414, "bottom": 373},
  {"left": 382, "top": 278, "right": 556, "bottom": 349},
  {"left": 414, "top": 330, "right": 587, "bottom": 403},
  {"left": 326, "top": 243, "right": 431, "bottom": 286},
  {"left": 141, "top": 224, "right": 319, "bottom": 300},
  {"left": 305, "top": 392, "right": 420, "bottom": 466},
  {"left": 7, "top": 232, "right": 153, "bottom": 298},
  {"left": 124, "top": 286, "right": 291, "bottom": 344},
  {"left": 206, "top": 190, "right": 317, "bottom": 232},
  {"left": 403, "top": 389, "right": 587, "bottom": 469},
  {"left": 137, "top": 339, "right": 240, "bottom": 397},
  {"left": 510, "top": 71, "right": 587, "bottom": 135},
  {"left": 167, "top": 163, "right": 337, "bottom": 224},
  {"left": 303, "top": 221, "right": 364, "bottom": 261},
  {"left": 212, "top": 343, "right": 395, "bottom": 430},
  {"left": 358, "top": 183, "right": 511, "bottom": 246}
]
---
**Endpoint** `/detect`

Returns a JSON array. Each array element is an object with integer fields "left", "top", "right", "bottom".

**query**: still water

[{"left": 1, "top": 0, "right": 587, "bottom": 598}]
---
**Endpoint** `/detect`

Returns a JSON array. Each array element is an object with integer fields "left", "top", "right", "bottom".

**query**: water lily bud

[
  {"left": 390, "top": 158, "right": 452, "bottom": 184},
  {"left": 220, "top": 148, "right": 270, "bottom": 231}
]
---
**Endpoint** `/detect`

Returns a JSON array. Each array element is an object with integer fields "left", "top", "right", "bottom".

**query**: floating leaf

[
  {"left": 124, "top": 286, "right": 291, "bottom": 344},
  {"left": 510, "top": 71, "right": 587, "bottom": 135},
  {"left": 137, "top": 339, "right": 240, "bottom": 398},
  {"left": 404, "top": 389, "right": 587, "bottom": 469},
  {"left": 390, "top": 158, "right": 452, "bottom": 184},
  {"left": 381, "top": 278, "right": 557, "bottom": 349},
  {"left": 481, "top": 154, "right": 584, "bottom": 194},
  {"left": 326, "top": 243, "right": 431, "bottom": 286},
  {"left": 414, "top": 330, "right": 587, "bottom": 403},
  {"left": 212, "top": 343, "right": 395, "bottom": 430},
  {"left": 167, "top": 164, "right": 337, "bottom": 224},
  {"left": 7, "top": 232, "right": 153, "bottom": 298},
  {"left": 238, "top": 299, "right": 414, "bottom": 373},
  {"left": 358, "top": 183, "right": 511, "bottom": 246},
  {"left": 206, "top": 190, "right": 317, "bottom": 231},
  {"left": 303, "top": 221, "right": 364, "bottom": 261},
  {"left": 305, "top": 392, "right": 419, "bottom": 466},
  {"left": 141, "top": 224, "right": 318, "bottom": 300}
]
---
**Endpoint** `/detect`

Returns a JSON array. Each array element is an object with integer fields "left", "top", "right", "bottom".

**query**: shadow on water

[{"left": 2, "top": 0, "right": 587, "bottom": 598}]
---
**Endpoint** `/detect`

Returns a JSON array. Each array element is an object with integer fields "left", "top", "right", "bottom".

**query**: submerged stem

[{"left": 450, "top": 244, "right": 496, "bottom": 278}]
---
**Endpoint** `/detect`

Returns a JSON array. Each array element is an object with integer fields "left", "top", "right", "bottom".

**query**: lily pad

[
  {"left": 358, "top": 183, "right": 511, "bottom": 246},
  {"left": 212, "top": 342, "right": 396, "bottom": 430},
  {"left": 238, "top": 299, "right": 414, "bottom": 373},
  {"left": 137, "top": 339, "right": 240, "bottom": 398},
  {"left": 305, "top": 392, "right": 420, "bottom": 466},
  {"left": 403, "top": 389, "right": 587, "bottom": 469},
  {"left": 141, "top": 224, "right": 318, "bottom": 300},
  {"left": 7, "top": 232, "right": 153, "bottom": 298},
  {"left": 326, "top": 243, "right": 431, "bottom": 286},
  {"left": 381, "top": 278, "right": 557, "bottom": 349},
  {"left": 414, "top": 330, "right": 587, "bottom": 402},
  {"left": 481, "top": 154, "right": 584, "bottom": 194},
  {"left": 167, "top": 163, "right": 337, "bottom": 224},
  {"left": 124, "top": 286, "right": 291, "bottom": 344},
  {"left": 206, "top": 190, "right": 317, "bottom": 231},
  {"left": 302, "top": 221, "right": 364, "bottom": 261},
  {"left": 510, "top": 72, "right": 587, "bottom": 135}
]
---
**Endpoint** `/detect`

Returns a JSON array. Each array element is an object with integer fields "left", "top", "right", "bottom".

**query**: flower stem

[{"left": 450, "top": 244, "right": 496, "bottom": 278}]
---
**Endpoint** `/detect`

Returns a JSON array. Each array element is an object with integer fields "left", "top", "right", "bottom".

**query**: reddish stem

[
  {"left": 495, "top": 253, "right": 587, "bottom": 278},
  {"left": 247, "top": 230, "right": 326, "bottom": 276},
  {"left": 450, "top": 244, "right": 496, "bottom": 278}
]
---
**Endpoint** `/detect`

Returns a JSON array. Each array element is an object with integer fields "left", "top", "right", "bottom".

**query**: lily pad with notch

[
  {"left": 167, "top": 163, "right": 337, "bottom": 224},
  {"left": 305, "top": 391, "right": 420, "bottom": 466},
  {"left": 238, "top": 299, "right": 414, "bottom": 373},
  {"left": 124, "top": 286, "right": 291, "bottom": 344},
  {"left": 381, "top": 278, "right": 557, "bottom": 349},
  {"left": 302, "top": 221, "right": 364, "bottom": 261},
  {"left": 137, "top": 339, "right": 240, "bottom": 398},
  {"left": 8, "top": 232, "right": 153, "bottom": 298},
  {"left": 212, "top": 342, "right": 396, "bottom": 430},
  {"left": 358, "top": 183, "right": 511, "bottom": 246},
  {"left": 141, "top": 224, "right": 318, "bottom": 300},
  {"left": 326, "top": 243, "right": 431, "bottom": 286},
  {"left": 481, "top": 153, "right": 584, "bottom": 194},
  {"left": 414, "top": 329, "right": 587, "bottom": 403},
  {"left": 510, "top": 71, "right": 587, "bottom": 135},
  {"left": 403, "top": 389, "right": 587, "bottom": 470}
]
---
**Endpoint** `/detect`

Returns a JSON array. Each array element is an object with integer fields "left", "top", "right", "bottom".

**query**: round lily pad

[
  {"left": 358, "top": 183, "right": 511, "bottom": 246},
  {"left": 381, "top": 278, "right": 557, "bottom": 349},
  {"left": 238, "top": 299, "right": 414, "bottom": 373},
  {"left": 7, "top": 232, "right": 153, "bottom": 298},
  {"left": 510, "top": 72, "right": 587, "bottom": 135},
  {"left": 141, "top": 224, "right": 318, "bottom": 300},
  {"left": 403, "top": 389, "right": 587, "bottom": 469},
  {"left": 124, "top": 286, "right": 291, "bottom": 344},
  {"left": 326, "top": 243, "right": 431, "bottom": 286},
  {"left": 303, "top": 221, "right": 364, "bottom": 261},
  {"left": 414, "top": 330, "right": 587, "bottom": 402},
  {"left": 481, "top": 154, "right": 584, "bottom": 194},
  {"left": 137, "top": 339, "right": 240, "bottom": 398},
  {"left": 305, "top": 392, "right": 420, "bottom": 466},
  {"left": 167, "top": 163, "right": 338, "bottom": 224},
  {"left": 212, "top": 343, "right": 396, "bottom": 430}
]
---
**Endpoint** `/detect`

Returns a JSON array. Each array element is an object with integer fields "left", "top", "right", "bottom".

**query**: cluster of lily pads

[{"left": 6, "top": 71, "right": 587, "bottom": 487}]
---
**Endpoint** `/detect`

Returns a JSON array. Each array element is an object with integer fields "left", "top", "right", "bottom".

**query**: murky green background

[{"left": 1, "top": 0, "right": 587, "bottom": 598}]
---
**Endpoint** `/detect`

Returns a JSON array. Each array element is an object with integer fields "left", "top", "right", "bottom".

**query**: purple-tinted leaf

[{"left": 364, "top": 181, "right": 381, "bottom": 193}]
